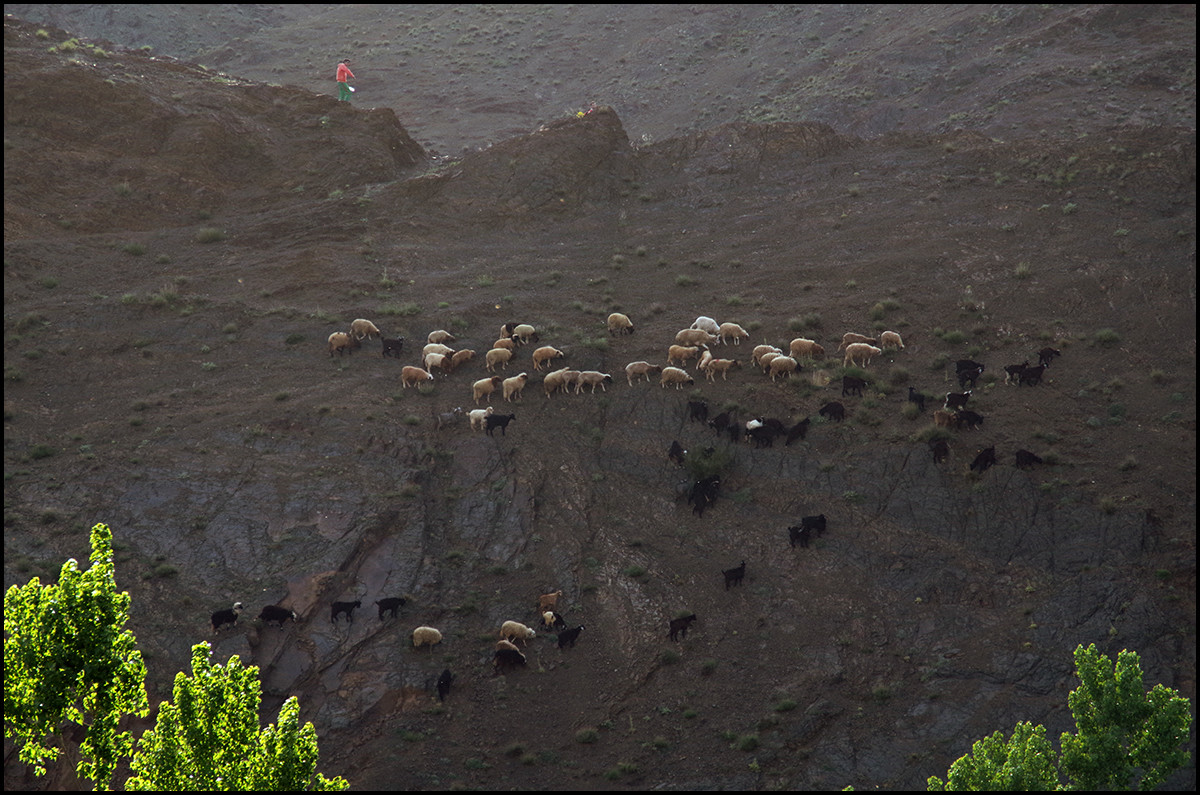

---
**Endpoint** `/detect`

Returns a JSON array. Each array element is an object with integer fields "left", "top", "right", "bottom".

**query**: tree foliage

[
  {"left": 928, "top": 644, "right": 1192, "bottom": 791},
  {"left": 3, "top": 522, "right": 149, "bottom": 788},
  {"left": 125, "top": 643, "right": 349, "bottom": 791}
]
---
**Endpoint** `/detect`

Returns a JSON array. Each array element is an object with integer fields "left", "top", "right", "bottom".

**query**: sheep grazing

[
  {"left": 493, "top": 640, "right": 528, "bottom": 673},
  {"left": 502, "top": 373, "right": 529, "bottom": 402},
  {"left": 668, "top": 440, "right": 687, "bottom": 466},
  {"left": 485, "top": 347, "right": 513, "bottom": 372},
  {"left": 401, "top": 365, "right": 435, "bottom": 388},
  {"left": 785, "top": 417, "right": 811, "bottom": 445},
  {"left": 436, "top": 669, "right": 455, "bottom": 701},
  {"left": 468, "top": 406, "right": 494, "bottom": 431},
  {"left": 350, "top": 318, "right": 382, "bottom": 341},
  {"left": 1003, "top": 361, "right": 1030, "bottom": 385},
  {"left": 381, "top": 336, "right": 406, "bottom": 358},
  {"left": 607, "top": 312, "right": 635, "bottom": 335},
  {"left": 842, "top": 375, "right": 867, "bottom": 397},
  {"left": 955, "top": 410, "right": 985, "bottom": 430},
  {"left": 879, "top": 330, "right": 905, "bottom": 350},
  {"left": 944, "top": 391, "right": 972, "bottom": 411},
  {"left": 412, "top": 625, "right": 443, "bottom": 649},
  {"left": 676, "top": 329, "right": 718, "bottom": 349},
  {"left": 757, "top": 350, "right": 782, "bottom": 373},
  {"left": 838, "top": 332, "right": 878, "bottom": 351},
  {"left": 667, "top": 344, "right": 703, "bottom": 367},
  {"left": 542, "top": 367, "right": 576, "bottom": 396},
  {"left": 718, "top": 322, "right": 749, "bottom": 345},
  {"left": 211, "top": 602, "right": 244, "bottom": 633},
  {"left": 687, "top": 399, "right": 709, "bottom": 423},
  {"left": 422, "top": 342, "right": 455, "bottom": 359},
  {"left": 625, "top": 361, "right": 662, "bottom": 386},
  {"left": 843, "top": 343, "right": 882, "bottom": 368},
  {"left": 907, "top": 386, "right": 927, "bottom": 412},
  {"left": 485, "top": 412, "right": 517, "bottom": 436},
  {"left": 427, "top": 329, "right": 456, "bottom": 345},
  {"left": 768, "top": 355, "right": 799, "bottom": 381},
  {"left": 327, "top": 331, "right": 361, "bottom": 357},
  {"left": 1018, "top": 365, "right": 1046, "bottom": 386},
  {"left": 472, "top": 375, "right": 504, "bottom": 404},
  {"left": 703, "top": 358, "right": 741, "bottom": 381},
  {"left": 691, "top": 315, "right": 721, "bottom": 335},
  {"left": 423, "top": 352, "right": 452, "bottom": 375},
  {"left": 500, "top": 620, "right": 537, "bottom": 645},
  {"left": 1015, "top": 449, "right": 1044, "bottom": 468},
  {"left": 331, "top": 600, "right": 361, "bottom": 624},
  {"left": 500, "top": 322, "right": 518, "bottom": 339},
  {"left": 668, "top": 613, "right": 697, "bottom": 642},
  {"left": 660, "top": 366, "right": 695, "bottom": 389},
  {"left": 448, "top": 349, "right": 475, "bottom": 372},
  {"left": 930, "top": 439, "right": 950, "bottom": 463},
  {"left": 970, "top": 446, "right": 997, "bottom": 474},
  {"left": 491, "top": 337, "right": 516, "bottom": 351},
  {"left": 511, "top": 324, "right": 539, "bottom": 345},
  {"left": 1037, "top": 347, "right": 1061, "bottom": 368},
  {"left": 375, "top": 597, "right": 406, "bottom": 620},
  {"left": 688, "top": 474, "right": 721, "bottom": 517},
  {"left": 575, "top": 371, "right": 613, "bottom": 393},
  {"left": 722, "top": 560, "right": 746, "bottom": 590},
  {"left": 751, "top": 344, "right": 783, "bottom": 367},
  {"left": 435, "top": 406, "right": 464, "bottom": 430},
  {"left": 257, "top": 605, "right": 297, "bottom": 628},
  {"left": 542, "top": 611, "right": 566, "bottom": 631},
  {"left": 537, "top": 590, "right": 564, "bottom": 612},
  {"left": 819, "top": 401, "right": 846, "bottom": 422},
  {"left": 789, "top": 338, "right": 825, "bottom": 361},
  {"left": 557, "top": 625, "right": 585, "bottom": 649},
  {"left": 531, "top": 345, "right": 565, "bottom": 371}
]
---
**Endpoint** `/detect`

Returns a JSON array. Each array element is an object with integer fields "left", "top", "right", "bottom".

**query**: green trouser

[{"left": 338, "top": 82, "right": 352, "bottom": 101}]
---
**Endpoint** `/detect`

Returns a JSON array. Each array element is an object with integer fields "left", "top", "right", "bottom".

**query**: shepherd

[{"left": 336, "top": 58, "right": 355, "bottom": 101}]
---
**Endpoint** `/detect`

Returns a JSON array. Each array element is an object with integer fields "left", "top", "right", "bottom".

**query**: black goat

[
  {"left": 958, "top": 366, "right": 984, "bottom": 389},
  {"left": 1037, "top": 347, "right": 1061, "bottom": 368},
  {"left": 557, "top": 625, "right": 585, "bottom": 649},
  {"left": 970, "top": 446, "right": 998, "bottom": 473},
  {"left": 1015, "top": 449, "right": 1044, "bottom": 468},
  {"left": 331, "top": 600, "right": 361, "bottom": 624},
  {"left": 842, "top": 375, "right": 867, "bottom": 397},
  {"left": 1018, "top": 365, "right": 1045, "bottom": 386},
  {"left": 907, "top": 387, "right": 927, "bottom": 412},
  {"left": 788, "top": 523, "right": 812, "bottom": 548},
  {"left": 708, "top": 411, "right": 733, "bottom": 435},
  {"left": 375, "top": 597, "right": 406, "bottom": 620},
  {"left": 668, "top": 440, "right": 687, "bottom": 466},
  {"left": 380, "top": 336, "right": 405, "bottom": 358},
  {"left": 436, "top": 669, "right": 454, "bottom": 701},
  {"left": 723, "top": 560, "right": 746, "bottom": 590},
  {"left": 801, "top": 514, "right": 827, "bottom": 537},
  {"left": 668, "top": 614, "right": 698, "bottom": 642},
  {"left": 542, "top": 611, "right": 567, "bottom": 632},
  {"left": 785, "top": 417, "right": 811, "bottom": 445},
  {"left": 747, "top": 425, "right": 777, "bottom": 448},
  {"left": 1003, "top": 361, "right": 1029, "bottom": 385},
  {"left": 485, "top": 412, "right": 517, "bottom": 436},
  {"left": 955, "top": 410, "right": 985, "bottom": 430},
  {"left": 688, "top": 475, "right": 721, "bottom": 517},
  {"left": 211, "top": 602, "right": 243, "bottom": 633},
  {"left": 944, "top": 390, "right": 972, "bottom": 411},
  {"left": 819, "top": 401, "right": 846, "bottom": 422},
  {"left": 929, "top": 439, "right": 950, "bottom": 464},
  {"left": 955, "top": 359, "right": 985, "bottom": 374},
  {"left": 257, "top": 605, "right": 297, "bottom": 628},
  {"left": 687, "top": 400, "right": 709, "bottom": 424}
]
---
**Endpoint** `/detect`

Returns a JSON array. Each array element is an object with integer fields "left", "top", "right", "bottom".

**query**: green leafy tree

[
  {"left": 4, "top": 522, "right": 149, "bottom": 789},
  {"left": 928, "top": 644, "right": 1192, "bottom": 791},
  {"left": 125, "top": 642, "right": 348, "bottom": 791}
]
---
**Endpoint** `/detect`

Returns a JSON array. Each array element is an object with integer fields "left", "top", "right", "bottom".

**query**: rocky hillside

[{"left": 3, "top": 8, "right": 1196, "bottom": 791}]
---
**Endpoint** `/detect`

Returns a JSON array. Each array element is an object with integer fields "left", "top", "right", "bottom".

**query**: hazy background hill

[{"left": 3, "top": 5, "right": 1195, "bottom": 791}]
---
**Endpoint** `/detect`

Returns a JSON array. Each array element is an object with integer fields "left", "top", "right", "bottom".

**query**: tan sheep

[
  {"left": 838, "top": 332, "right": 878, "bottom": 351},
  {"left": 423, "top": 342, "right": 455, "bottom": 358},
  {"left": 703, "top": 358, "right": 740, "bottom": 381},
  {"left": 502, "top": 372, "right": 529, "bottom": 402},
  {"left": 401, "top": 366, "right": 434, "bottom": 387},
  {"left": 472, "top": 376, "right": 503, "bottom": 404},
  {"left": 511, "top": 324, "right": 538, "bottom": 344},
  {"left": 625, "top": 361, "right": 662, "bottom": 385},
  {"left": 575, "top": 371, "right": 613, "bottom": 393},
  {"left": 500, "top": 619, "right": 536, "bottom": 645},
  {"left": 485, "top": 347, "right": 513, "bottom": 372},
  {"left": 607, "top": 312, "right": 634, "bottom": 335},
  {"left": 351, "top": 318, "right": 382, "bottom": 341},
  {"left": 675, "top": 328, "right": 718, "bottom": 347},
  {"left": 327, "top": 331, "right": 361, "bottom": 357},
  {"left": 449, "top": 349, "right": 475, "bottom": 371},
  {"left": 667, "top": 344, "right": 703, "bottom": 367},
  {"left": 758, "top": 351, "right": 782, "bottom": 373},
  {"left": 541, "top": 367, "right": 574, "bottom": 397},
  {"left": 531, "top": 345, "right": 565, "bottom": 371},
  {"left": 789, "top": 338, "right": 825, "bottom": 360},
  {"left": 427, "top": 329, "right": 456, "bottom": 344},
  {"left": 843, "top": 343, "right": 883, "bottom": 368},
  {"left": 751, "top": 344, "right": 782, "bottom": 367},
  {"left": 423, "top": 352, "right": 451, "bottom": 374},
  {"left": 412, "top": 626, "right": 443, "bottom": 649},
  {"left": 879, "top": 330, "right": 905, "bottom": 350},
  {"left": 718, "top": 322, "right": 749, "bottom": 345},
  {"left": 660, "top": 366, "right": 694, "bottom": 389},
  {"left": 491, "top": 337, "right": 516, "bottom": 351},
  {"left": 768, "top": 355, "right": 799, "bottom": 381}
]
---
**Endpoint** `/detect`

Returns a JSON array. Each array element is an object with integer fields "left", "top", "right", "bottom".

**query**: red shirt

[{"left": 336, "top": 63, "right": 354, "bottom": 82}]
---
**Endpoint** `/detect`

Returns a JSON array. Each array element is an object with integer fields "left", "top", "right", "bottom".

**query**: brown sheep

[
  {"left": 531, "top": 346, "right": 565, "bottom": 371},
  {"left": 607, "top": 312, "right": 634, "bottom": 335},
  {"left": 879, "top": 330, "right": 905, "bottom": 350},
  {"left": 473, "top": 376, "right": 504, "bottom": 404},
  {"left": 667, "top": 344, "right": 703, "bottom": 367},
  {"left": 675, "top": 328, "right": 718, "bottom": 347},
  {"left": 485, "top": 347, "right": 513, "bottom": 372},
  {"left": 625, "top": 361, "right": 663, "bottom": 385},
  {"left": 351, "top": 318, "right": 382, "bottom": 341},
  {"left": 789, "top": 338, "right": 825, "bottom": 360},
  {"left": 717, "top": 322, "right": 749, "bottom": 345},
  {"left": 838, "top": 332, "right": 878, "bottom": 351},
  {"left": 401, "top": 366, "right": 434, "bottom": 387},
  {"left": 327, "top": 331, "right": 361, "bottom": 357}
]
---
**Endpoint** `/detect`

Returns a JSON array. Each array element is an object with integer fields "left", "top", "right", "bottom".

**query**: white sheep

[
  {"left": 675, "top": 328, "right": 718, "bottom": 347},
  {"left": 718, "top": 322, "right": 749, "bottom": 345},
  {"left": 531, "top": 345, "right": 565, "bottom": 371},
  {"left": 788, "top": 338, "right": 825, "bottom": 360},
  {"left": 838, "top": 332, "right": 878, "bottom": 351},
  {"left": 427, "top": 329, "right": 456, "bottom": 344},
  {"left": 879, "top": 330, "right": 905, "bottom": 350},
  {"left": 751, "top": 344, "right": 782, "bottom": 367},
  {"left": 401, "top": 366, "right": 434, "bottom": 387},
  {"left": 472, "top": 376, "right": 503, "bottom": 404},
  {"left": 691, "top": 316, "right": 721, "bottom": 335},
  {"left": 351, "top": 318, "right": 381, "bottom": 341},
  {"left": 843, "top": 343, "right": 883, "bottom": 368},
  {"left": 423, "top": 342, "right": 455, "bottom": 358},
  {"left": 768, "top": 355, "right": 799, "bottom": 381},
  {"left": 511, "top": 323, "right": 538, "bottom": 344},
  {"left": 607, "top": 312, "right": 634, "bottom": 335},
  {"left": 468, "top": 406, "right": 494, "bottom": 431},
  {"left": 499, "top": 620, "right": 536, "bottom": 645},
  {"left": 625, "top": 361, "right": 662, "bottom": 385},
  {"left": 502, "top": 372, "right": 529, "bottom": 402},
  {"left": 485, "top": 347, "right": 513, "bottom": 372},
  {"left": 327, "top": 331, "right": 360, "bottom": 357},
  {"left": 541, "top": 367, "right": 574, "bottom": 397},
  {"left": 660, "top": 366, "right": 694, "bottom": 389},
  {"left": 667, "top": 344, "right": 703, "bottom": 367},
  {"left": 423, "top": 352, "right": 451, "bottom": 374},
  {"left": 412, "top": 625, "right": 443, "bottom": 649},
  {"left": 575, "top": 371, "right": 613, "bottom": 393}
]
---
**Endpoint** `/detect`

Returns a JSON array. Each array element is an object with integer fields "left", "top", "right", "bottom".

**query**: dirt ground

[{"left": 3, "top": 6, "right": 1196, "bottom": 791}]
